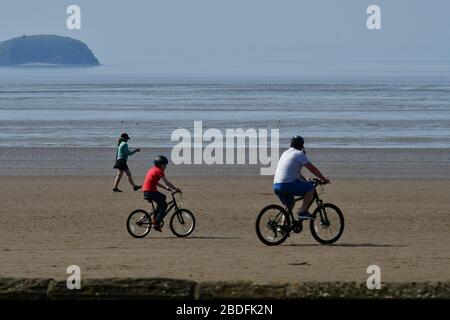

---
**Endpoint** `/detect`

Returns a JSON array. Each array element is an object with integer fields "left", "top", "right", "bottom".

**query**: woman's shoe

[
  {"left": 133, "top": 185, "right": 142, "bottom": 191},
  {"left": 112, "top": 188, "right": 123, "bottom": 193}
]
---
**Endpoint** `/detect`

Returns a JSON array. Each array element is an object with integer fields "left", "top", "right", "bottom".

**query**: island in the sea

[{"left": 0, "top": 34, "right": 100, "bottom": 66}]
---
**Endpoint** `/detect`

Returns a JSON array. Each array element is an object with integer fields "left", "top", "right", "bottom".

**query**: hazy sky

[{"left": 1, "top": 0, "right": 449, "bottom": 71}]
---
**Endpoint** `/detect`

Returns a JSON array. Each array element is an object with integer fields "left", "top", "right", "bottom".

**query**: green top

[{"left": 117, "top": 142, "right": 137, "bottom": 160}]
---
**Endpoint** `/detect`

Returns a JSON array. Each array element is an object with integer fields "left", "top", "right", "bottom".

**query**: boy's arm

[
  {"left": 161, "top": 176, "right": 180, "bottom": 192},
  {"left": 157, "top": 182, "right": 171, "bottom": 191}
]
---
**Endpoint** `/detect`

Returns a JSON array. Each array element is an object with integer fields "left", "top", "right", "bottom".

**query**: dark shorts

[
  {"left": 143, "top": 191, "right": 167, "bottom": 203},
  {"left": 113, "top": 158, "right": 129, "bottom": 171},
  {"left": 143, "top": 191, "right": 168, "bottom": 222}
]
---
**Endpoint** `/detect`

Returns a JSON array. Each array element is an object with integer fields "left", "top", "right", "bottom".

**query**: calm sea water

[{"left": 1, "top": 66, "right": 450, "bottom": 148}]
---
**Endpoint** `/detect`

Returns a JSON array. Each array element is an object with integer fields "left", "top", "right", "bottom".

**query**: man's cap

[{"left": 290, "top": 135, "right": 304, "bottom": 148}]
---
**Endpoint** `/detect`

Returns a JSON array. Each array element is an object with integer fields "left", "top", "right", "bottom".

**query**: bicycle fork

[{"left": 314, "top": 200, "right": 331, "bottom": 227}]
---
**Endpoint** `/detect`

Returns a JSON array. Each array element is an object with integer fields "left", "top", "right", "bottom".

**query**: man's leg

[
  {"left": 289, "top": 180, "right": 315, "bottom": 219},
  {"left": 273, "top": 183, "right": 293, "bottom": 210},
  {"left": 300, "top": 189, "right": 314, "bottom": 213}
]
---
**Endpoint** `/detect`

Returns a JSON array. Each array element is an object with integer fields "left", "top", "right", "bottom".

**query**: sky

[{"left": 1, "top": 0, "right": 449, "bottom": 73}]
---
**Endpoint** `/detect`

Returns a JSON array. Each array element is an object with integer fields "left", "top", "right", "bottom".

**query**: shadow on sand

[
  {"left": 285, "top": 243, "right": 407, "bottom": 248},
  {"left": 157, "top": 236, "right": 242, "bottom": 240}
]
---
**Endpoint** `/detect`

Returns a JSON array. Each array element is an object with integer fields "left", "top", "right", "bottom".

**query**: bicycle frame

[
  {"left": 147, "top": 192, "right": 181, "bottom": 217},
  {"left": 288, "top": 184, "right": 324, "bottom": 221}
]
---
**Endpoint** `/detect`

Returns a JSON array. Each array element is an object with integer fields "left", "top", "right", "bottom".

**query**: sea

[{"left": 1, "top": 64, "right": 450, "bottom": 149}]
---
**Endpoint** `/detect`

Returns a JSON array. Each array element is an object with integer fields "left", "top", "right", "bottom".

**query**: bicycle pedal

[{"left": 292, "top": 221, "right": 303, "bottom": 234}]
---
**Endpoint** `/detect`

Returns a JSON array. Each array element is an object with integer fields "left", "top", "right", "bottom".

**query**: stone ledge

[
  {"left": 0, "top": 278, "right": 53, "bottom": 300},
  {"left": 0, "top": 278, "right": 449, "bottom": 300},
  {"left": 49, "top": 278, "right": 195, "bottom": 300},
  {"left": 288, "top": 281, "right": 450, "bottom": 299},
  {"left": 195, "top": 281, "right": 289, "bottom": 300}
]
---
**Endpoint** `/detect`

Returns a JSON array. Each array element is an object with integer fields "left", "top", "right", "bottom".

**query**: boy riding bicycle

[
  {"left": 142, "top": 155, "right": 181, "bottom": 232},
  {"left": 273, "top": 136, "right": 330, "bottom": 220}
]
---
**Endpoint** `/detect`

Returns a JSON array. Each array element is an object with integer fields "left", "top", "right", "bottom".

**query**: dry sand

[{"left": 1, "top": 171, "right": 450, "bottom": 283}]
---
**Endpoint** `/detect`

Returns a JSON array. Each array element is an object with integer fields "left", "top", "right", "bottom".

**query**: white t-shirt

[{"left": 273, "top": 148, "right": 310, "bottom": 184}]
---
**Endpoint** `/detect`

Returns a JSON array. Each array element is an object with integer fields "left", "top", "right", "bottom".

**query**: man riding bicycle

[{"left": 273, "top": 136, "right": 330, "bottom": 220}]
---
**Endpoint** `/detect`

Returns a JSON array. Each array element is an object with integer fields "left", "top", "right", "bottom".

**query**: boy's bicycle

[
  {"left": 126, "top": 191, "right": 196, "bottom": 238},
  {"left": 255, "top": 178, "right": 344, "bottom": 246}
]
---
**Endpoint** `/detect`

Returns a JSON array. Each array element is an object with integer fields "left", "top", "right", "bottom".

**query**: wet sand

[
  {"left": 0, "top": 147, "right": 450, "bottom": 283},
  {"left": 1, "top": 147, "right": 450, "bottom": 179}
]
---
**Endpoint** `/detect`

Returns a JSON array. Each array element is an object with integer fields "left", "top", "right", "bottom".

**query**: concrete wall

[{"left": 1, "top": 277, "right": 449, "bottom": 300}]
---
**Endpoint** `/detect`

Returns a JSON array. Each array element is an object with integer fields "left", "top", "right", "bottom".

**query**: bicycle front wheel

[
  {"left": 127, "top": 209, "right": 151, "bottom": 238},
  {"left": 170, "top": 209, "right": 196, "bottom": 237},
  {"left": 255, "top": 205, "right": 290, "bottom": 246},
  {"left": 310, "top": 203, "right": 344, "bottom": 244}
]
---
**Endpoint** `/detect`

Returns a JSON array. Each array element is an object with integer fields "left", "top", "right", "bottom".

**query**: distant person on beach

[
  {"left": 273, "top": 136, "right": 330, "bottom": 220},
  {"left": 113, "top": 133, "right": 141, "bottom": 192},
  {"left": 142, "top": 155, "right": 181, "bottom": 232}
]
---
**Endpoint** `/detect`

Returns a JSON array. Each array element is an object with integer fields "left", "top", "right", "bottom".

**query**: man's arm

[{"left": 304, "top": 162, "right": 330, "bottom": 183}]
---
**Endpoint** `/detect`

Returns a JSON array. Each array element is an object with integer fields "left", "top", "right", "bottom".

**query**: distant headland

[{"left": 0, "top": 34, "right": 100, "bottom": 66}]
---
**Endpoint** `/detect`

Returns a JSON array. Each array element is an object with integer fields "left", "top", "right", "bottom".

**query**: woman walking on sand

[{"left": 113, "top": 133, "right": 141, "bottom": 192}]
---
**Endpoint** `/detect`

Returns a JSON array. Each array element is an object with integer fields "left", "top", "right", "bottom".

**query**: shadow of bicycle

[
  {"left": 285, "top": 243, "right": 407, "bottom": 248},
  {"left": 156, "top": 236, "right": 242, "bottom": 240}
]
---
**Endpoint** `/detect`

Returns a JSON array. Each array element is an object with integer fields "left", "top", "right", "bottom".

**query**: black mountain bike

[
  {"left": 255, "top": 179, "right": 344, "bottom": 246},
  {"left": 126, "top": 191, "right": 196, "bottom": 238}
]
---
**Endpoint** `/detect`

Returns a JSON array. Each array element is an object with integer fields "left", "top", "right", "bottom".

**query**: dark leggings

[{"left": 144, "top": 191, "right": 167, "bottom": 223}]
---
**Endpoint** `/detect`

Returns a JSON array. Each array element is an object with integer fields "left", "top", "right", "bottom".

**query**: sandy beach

[{"left": 1, "top": 147, "right": 450, "bottom": 283}]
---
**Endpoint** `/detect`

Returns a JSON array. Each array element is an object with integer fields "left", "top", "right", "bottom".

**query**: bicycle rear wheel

[
  {"left": 255, "top": 205, "right": 290, "bottom": 246},
  {"left": 310, "top": 203, "right": 344, "bottom": 244},
  {"left": 127, "top": 209, "right": 151, "bottom": 238},
  {"left": 170, "top": 209, "right": 196, "bottom": 237}
]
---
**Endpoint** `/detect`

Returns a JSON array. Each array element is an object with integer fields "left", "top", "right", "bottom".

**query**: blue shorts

[{"left": 273, "top": 180, "right": 314, "bottom": 207}]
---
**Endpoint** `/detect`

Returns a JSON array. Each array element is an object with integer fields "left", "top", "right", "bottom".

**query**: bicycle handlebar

[{"left": 310, "top": 178, "right": 329, "bottom": 186}]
